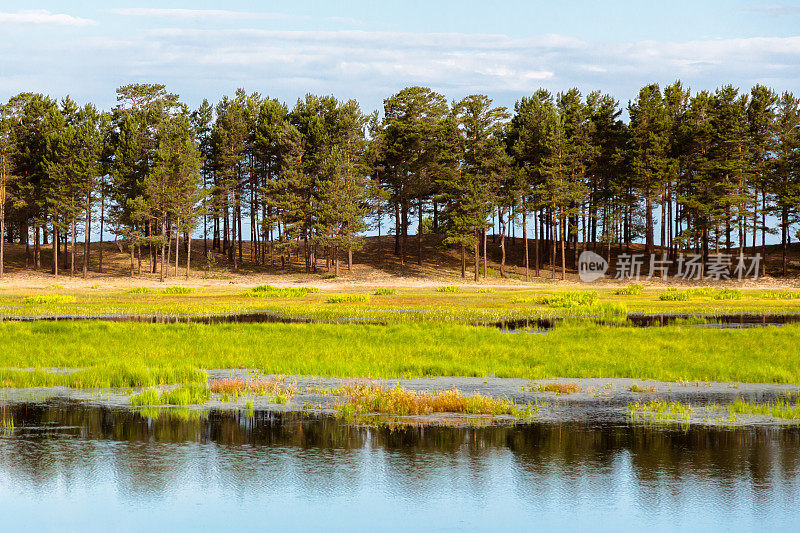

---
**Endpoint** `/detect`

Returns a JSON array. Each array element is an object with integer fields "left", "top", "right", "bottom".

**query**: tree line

[{"left": 0, "top": 81, "right": 798, "bottom": 281}]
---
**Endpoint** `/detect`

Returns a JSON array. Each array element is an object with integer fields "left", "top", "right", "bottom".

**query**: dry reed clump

[
  {"left": 208, "top": 376, "right": 297, "bottom": 397},
  {"left": 536, "top": 382, "right": 582, "bottom": 394},
  {"left": 333, "top": 382, "right": 531, "bottom": 417}
]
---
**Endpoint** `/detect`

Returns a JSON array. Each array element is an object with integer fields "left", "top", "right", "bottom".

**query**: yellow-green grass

[
  {"left": 1, "top": 321, "right": 800, "bottom": 384},
  {"left": 2, "top": 286, "right": 798, "bottom": 323},
  {"left": 130, "top": 384, "right": 209, "bottom": 406}
]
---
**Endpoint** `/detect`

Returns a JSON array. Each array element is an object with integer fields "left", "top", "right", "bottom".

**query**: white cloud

[
  {"left": 0, "top": 9, "right": 95, "bottom": 26},
  {"left": 2, "top": 27, "right": 799, "bottom": 112},
  {"left": 109, "top": 8, "right": 286, "bottom": 20}
]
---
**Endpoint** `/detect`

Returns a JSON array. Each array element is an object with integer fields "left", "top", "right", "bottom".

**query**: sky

[{"left": 1, "top": 0, "right": 800, "bottom": 115}]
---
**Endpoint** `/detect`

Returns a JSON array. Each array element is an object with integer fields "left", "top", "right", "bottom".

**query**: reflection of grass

[{"left": 334, "top": 382, "right": 534, "bottom": 419}]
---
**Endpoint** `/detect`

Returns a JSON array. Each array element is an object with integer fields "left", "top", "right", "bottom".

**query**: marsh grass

[
  {"left": 326, "top": 294, "right": 369, "bottom": 304},
  {"left": 435, "top": 286, "right": 459, "bottom": 293},
  {"left": 729, "top": 397, "right": 800, "bottom": 419},
  {"left": 0, "top": 364, "right": 205, "bottom": 389},
  {"left": 477, "top": 288, "right": 494, "bottom": 294},
  {"left": 712, "top": 288, "right": 743, "bottom": 300},
  {"left": 334, "top": 382, "right": 533, "bottom": 418},
  {"left": 761, "top": 290, "right": 800, "bottom": 300},
  {"left": 3, "top": 321, "right": 800, "bottom": 383},
  {"left": 374, "top": 288, "right": 397, "bottom": 296},
  {"left": 536, "top": 291, "right": 598, "bottom": 307},
  {"left": 629, "top": 383, "right": 656, "bottom": 393},
  {"left": 23, "top": 295, "right": 76, "bottom": 304},
  {"left": 163, "top": 287, "right": 195, "bottom": 294},
  {"left": 130, "top": 384, "right": 209, "bottom": 406},
  {"left": 127, "top": 287, "right": 154, "bottom": 294},
  {"left": 209, "top": 376, "right": 297, "bottom": 398},
  {"left": 659, "top": 289, "right": 689, "bottom": 301},
  {"left": 241, "top": 285, "right": 319, "bottom": 298},
  {"left": 528, "top": 382, "right": 581, "bottom": 394},
  {"left": 628, "top": 400, "right": 692, "bottom": 424},
  {"left": 614, "top": 284, "right": 644, "bottom": 296}
]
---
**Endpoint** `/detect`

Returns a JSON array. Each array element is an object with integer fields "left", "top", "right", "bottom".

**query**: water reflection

[{"left": 0, "top": 400, "right": 798, "bottom": 531}]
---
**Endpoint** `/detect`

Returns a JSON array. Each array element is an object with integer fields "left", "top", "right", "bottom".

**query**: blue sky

[{"left": 1, "top": 1, "right": 800, "bottom": 113}]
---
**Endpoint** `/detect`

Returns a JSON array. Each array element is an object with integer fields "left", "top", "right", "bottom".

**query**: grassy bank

[
  {"left": 1, "top": 321, "right": 799, "bottom": 383},
  {"left": 1, "top": 286, "right": 800, "bottom": 323}
]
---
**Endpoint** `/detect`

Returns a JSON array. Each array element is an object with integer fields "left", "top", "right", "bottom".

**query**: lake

[{"left": 0, "top": 400, "right": 798, "bottom": 532}]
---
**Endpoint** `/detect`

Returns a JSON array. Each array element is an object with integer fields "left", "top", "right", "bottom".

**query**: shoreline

[{"left": 3, "top": 374, "right": 799, "bottom": 428}]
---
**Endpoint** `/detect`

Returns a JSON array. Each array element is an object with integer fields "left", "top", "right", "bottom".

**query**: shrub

[
  {"left": 162, "top": 286, "right": 195, "bottom": 294},
  {"left": 22, "top": 295, "right": 77, "bottom": 304},
  {"left": 326, "top": 294, "right": 370, "bottom": 304},
  {"left": 374, "top": 288, "right": 397, "bottom": 296},
  {"left": 477, "top": 288, "right": 494, "bottom": 294},
  {"left": 436, "top": 286, "right": 459, "bottom": 293},
  {"left": 614, "top": 284, "right": 643, "bottom": 296}
]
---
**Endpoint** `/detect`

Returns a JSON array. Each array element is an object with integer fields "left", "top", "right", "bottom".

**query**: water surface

[{"left": 0, "top": 400, "right": 798, "bottom": 532}]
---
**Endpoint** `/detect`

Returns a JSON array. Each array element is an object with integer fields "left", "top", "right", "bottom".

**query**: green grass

[
  {"left": 712, "top": 288, "right": 743, "bottom": 300},
  {"left": 127, "top": 287, "right": 155, "bottom": 294},
  {"left": 659, "top": 289, "right": 689, "bottom": 301},
  {"left": 2, "top": 321, "right": 800, "bottom": 384},
  {"left": 374, "top": 288, "right": 397, "bottom": 295},
  {"left": 241, "top": 285, "right": 319, "bottom": 298},
  {"left": 130, "top": 384, "right": 209, "bottom": 406},
  {"left": 326, "top": 294, "right": 370, "bottom": 304},
  {"left": 761, "top": 290, "right": 800, "bottom": 300},
  {"left": 628, "top": 399, "right": 692, "bottom": 424},
  {"left": 729, "top": 396, "right": 800, "bottom": 419},
  {"left": 163, "top": 287, "right": 195, "bottom": 294},
  {"left": 22, "top": 295, "right": 77, "bottom": 304},
  {"left": 435, "top": 286, "right": 459, "bottom": 293},
  {"left": 614, "top": 284, "right": 644, "bottom": 296}
]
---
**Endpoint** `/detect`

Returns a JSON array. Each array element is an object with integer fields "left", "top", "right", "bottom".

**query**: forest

[{"left": 0, "top": 81, "right": 798, "bottom": 282}]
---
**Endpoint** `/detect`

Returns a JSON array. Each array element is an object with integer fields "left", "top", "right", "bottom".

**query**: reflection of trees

[{"left": 0, "top": 400, "right": 798, "bottom": 509}]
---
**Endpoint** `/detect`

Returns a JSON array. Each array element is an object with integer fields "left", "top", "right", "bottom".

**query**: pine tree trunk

[
  {"left": 175, "top": 219, "right": 180, "bottom": 277},
  {"left": 482, "top": 229, "right": 487, "bottom": 279},
  {"left": 99, "top": 191, "right": 104, "bottom": 273},
  {"left": 53, "top": 224, "right": 59, "bottom": 278},
  {"left": 460, "top": 244, "right": 465, "bottom": 278},
  {"left": 70, "top": 216, "right": 76, "bottom": 277},
  {"left": 83, "top": 205, "right": 90, "bottom": 279},
  {"left": 186, "top": 232, "right": 192, "bottom": 280},
  {"left": 523, "top": 209, "right": 529, "bottom": 282},
  {"left": 348, "top": 248, "right": 352, "bottom": 271},
  {"left": 473, "top": 235, "right": 479, "bottom": 282}
]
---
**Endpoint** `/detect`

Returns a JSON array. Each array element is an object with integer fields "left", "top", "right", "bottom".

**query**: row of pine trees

[{"left": 0, "top": 82, "right": 798, "bottom": 281}]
